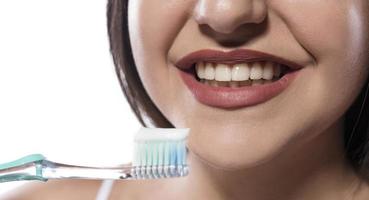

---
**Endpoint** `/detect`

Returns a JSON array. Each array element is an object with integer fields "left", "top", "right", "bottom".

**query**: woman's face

[{"left": 128, "top": 0, "right": 369, "bottom": 169}]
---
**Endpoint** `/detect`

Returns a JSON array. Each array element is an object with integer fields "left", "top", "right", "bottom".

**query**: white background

[{"left": 0, "top": 0, "right": 141, "bottom": 196}]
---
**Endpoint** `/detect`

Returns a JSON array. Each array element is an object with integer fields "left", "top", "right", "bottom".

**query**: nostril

[{"left": 193, "top": 0, "right": 268, "bottom": 35}]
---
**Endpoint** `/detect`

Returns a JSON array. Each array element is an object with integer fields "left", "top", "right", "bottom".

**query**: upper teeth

[{"left": 195, "top": 61, "right": 282, "bottom": 81}]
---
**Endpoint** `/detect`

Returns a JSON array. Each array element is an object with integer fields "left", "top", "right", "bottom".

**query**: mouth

[
  {"left": 184, "top": 61, "right": 292, "bottom": 87},
  {"left": 175, "top": 49, "right": 303, "bottom": 109}
]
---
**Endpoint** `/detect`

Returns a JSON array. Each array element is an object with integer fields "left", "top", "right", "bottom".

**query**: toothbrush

[{"left": 0, "top": 127, "right": 189, "bottom": 183}]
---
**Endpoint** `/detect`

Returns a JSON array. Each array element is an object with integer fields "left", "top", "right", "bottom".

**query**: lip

[
  {"left": 175, "top": 49, "right": 304, "bottom": 71},
  {"left": 175, "top": 49, "right": 303, "bottom": 109}
]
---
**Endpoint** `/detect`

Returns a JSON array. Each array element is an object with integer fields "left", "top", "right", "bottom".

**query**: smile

[
  {"left": 175, "top": 49, "right": 303, "bottom": 109},
  {"left": 195, "top": 61, "right": 288, "bottom": 87}
]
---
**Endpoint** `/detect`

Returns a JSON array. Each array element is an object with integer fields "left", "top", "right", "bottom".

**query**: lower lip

[{"left": 178, "top": 69, "right": 301, "bottom": 109}]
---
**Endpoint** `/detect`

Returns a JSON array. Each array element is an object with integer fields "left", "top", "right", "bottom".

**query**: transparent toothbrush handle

[{"left": 41, "top": 160, "right": 134, "bottom": 180}]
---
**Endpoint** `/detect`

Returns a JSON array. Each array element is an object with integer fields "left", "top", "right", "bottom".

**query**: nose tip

[{"left": 193, "top": 0, "right": 267, "bottom": 34}]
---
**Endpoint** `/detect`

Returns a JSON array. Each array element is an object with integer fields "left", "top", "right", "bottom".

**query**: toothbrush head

[{"left": 131, "top": 127, "right": 190, "bottom": 179}]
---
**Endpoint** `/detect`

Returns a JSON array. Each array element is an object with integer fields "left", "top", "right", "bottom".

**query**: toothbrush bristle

[{"left": 131, "top": 128, "right": 189, "bottom": 179}]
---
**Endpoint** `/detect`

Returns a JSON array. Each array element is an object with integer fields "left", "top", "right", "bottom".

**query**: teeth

[
  {"left": 204, "top": 63, "right": 215, "bottom": 80},
  {"left": 240, "top": 80, "right": 252, "bottom": 86},
  {"left": 195, "top": 62, "right": 205, "bottom": 79},
  {"left": 250, "top": 62, "right": 263, "bottom": 80},
  {"left": 215, "top": 64, "right": 232, "bottom": 81},
  {"left": 229, "top": 81, "right": 239, "bottom": 88},
  {"left": 217, "top": 81, "right": 229, "bottom": 87},
  {"left": 209, "top": 80, "right": 218, "bottom": 87},
  {"left": 251, "top": 79, "right": 264, "bottom": 86},
  {"left": 273, "top": 64, "right": 281, "bottom": 77},
  {"left": 262, "top": 62, "right": 274, "bottom": 80},
  {"left": 232, "top": 63, "right": 250, "bottom": 81},
  {"left": 195, "top": 61, "right": 287, "bottom": 87}
]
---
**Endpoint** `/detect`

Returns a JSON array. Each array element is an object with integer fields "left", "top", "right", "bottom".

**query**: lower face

[{"left": 128, "top": 0, "right": 369, "bottom": 170}]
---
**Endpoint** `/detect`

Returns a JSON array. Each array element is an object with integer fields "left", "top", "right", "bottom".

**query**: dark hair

[{"left": 106, "top": 0, "right": 369, "bottom": 178}]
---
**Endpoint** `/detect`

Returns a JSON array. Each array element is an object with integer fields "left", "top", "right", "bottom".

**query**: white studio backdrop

[{"left": 0, "top": 0, "right": 141, "bottom": 195}]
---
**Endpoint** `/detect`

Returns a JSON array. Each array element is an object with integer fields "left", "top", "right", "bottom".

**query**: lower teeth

[{"left": 200, "top": 78, "right": 278, "bottom": 87}]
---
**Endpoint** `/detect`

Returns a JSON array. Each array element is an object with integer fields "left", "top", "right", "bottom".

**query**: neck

[{"left": 182, "top": 118, "right": 361, "bottom": 200}]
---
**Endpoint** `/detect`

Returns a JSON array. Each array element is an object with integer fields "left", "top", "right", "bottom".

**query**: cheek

[
  {"left": 271, "top": 0, "right": 369, "bottom": 117},
  {"left": 128, "top": 0, "right": 194, "bottom": 123},
  {"left": 128, "top": 0, "right": 190, "bottom": 53},
  {"left": 271, "top": 1, "right": 352, "bottom": 59}
]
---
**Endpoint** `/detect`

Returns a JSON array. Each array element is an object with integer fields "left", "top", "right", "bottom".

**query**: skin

[
  {"left": 127, "top": 0, "right": 369, "bottom": 199},
  {"left": 4, "top": 0, "right": 369, "bottom": 199}
]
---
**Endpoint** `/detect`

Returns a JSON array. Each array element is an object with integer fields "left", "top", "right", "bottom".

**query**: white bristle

[
  {"left": 131, "top": 127, "right": 190, "bottom": 179},
  {"left": 134, "top": 127, "right": 189, "bottom": 141}
]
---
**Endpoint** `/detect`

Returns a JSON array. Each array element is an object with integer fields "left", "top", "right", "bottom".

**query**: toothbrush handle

[
  {"left": 41, "top": 161, "right": 133, "bottom": 180},
  {"left": 0, "top": 162, "right": 47, "bottom": 183}
]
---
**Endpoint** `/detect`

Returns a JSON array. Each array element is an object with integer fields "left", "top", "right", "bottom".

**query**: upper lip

[{"left": 175, "top": 49, "right": 304, "bottom": 71}]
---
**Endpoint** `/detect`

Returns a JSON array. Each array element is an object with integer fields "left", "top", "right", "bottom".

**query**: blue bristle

[
  {"left": 132, "top": 127, "right": 190, "bottom": 179},
  {"left": 176, "top": 142, "right": 182, "bottom": 166},
  {"left": 158, "top": 142, "right": 164, "bottom": 166},
  {"left": 147, "top": 142, "right": 153, "bottom": 166},
  {"left": 164, "top": 142, "right": 170, "bottom": 166},
  {"left": 182, "top": 142, "right": 187, "bottom": 165},
  {"left": 152, "top": 142, "right": 158, "bottom": 166},
  {"left": 170, "top": 142, "right": 177, "bottom": 166}
]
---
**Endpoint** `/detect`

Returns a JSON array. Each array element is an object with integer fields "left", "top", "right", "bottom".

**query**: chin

[{"left": 186, "top": 127, "right": 287, "bottom": 171}]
